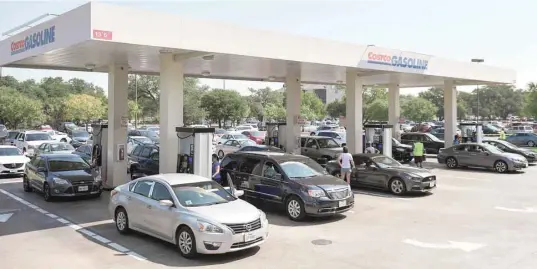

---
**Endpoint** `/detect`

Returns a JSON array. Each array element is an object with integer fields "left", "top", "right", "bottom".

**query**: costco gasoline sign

[{"left": 10, "top": 26, "right": 56, "bottom": 56}]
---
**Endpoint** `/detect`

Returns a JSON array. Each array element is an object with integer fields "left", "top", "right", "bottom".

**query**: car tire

[
  {"left": 176, "top": 226, "right": 198, "bottom": 259},
  {"left": 446, "top": 157, "right": 458, "bottom": 169},
  {"left": 285, "top": 195, "right": 306, "bottom": 221},
  {"left": 494, "top": 160, "right": 508, "bottom": 173},
  {"left": 43, "top": 183, "right": 53, "bottom": 202},
  {"left": 22, "top": 148, "right": 26, "bottom": 155},
  {"left": 92, "top": 191, "right": 102, "bottom": 198},
  {"left": 114, "top": 207, "right": 131, "bottom": 234},
  {"left": 23, "top": 175, "right": 32, "bottom": 192},
  {"left": 60, "top": 138, "right": 67, "bottom": 142},
  {"left": 528, "top": 141, "right": 536, "bottom": 147},
  {"left": 388, "top": 177, "right": 406, "bottom": 195},
  {"left": 217, "top": 150, "right": 225, "bottom": 159},
  {"left": 310, "top": 132, "right": 316, "bottom": 136}
]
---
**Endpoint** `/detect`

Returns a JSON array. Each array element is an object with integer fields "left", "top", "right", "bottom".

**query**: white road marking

[
  {"left": 495, "top": 206, "right": 537, "bottom": 213},
  {"left": 403, "top": 239, "right": 485, "bottom": 252},
  {"left": 0, "top": 189, "right": 146, "bottom": 261},
  {"left": 0, "top": 179, "right": 23, "bottom": 185},
  {"left": 0, "top": 213, "right": 14, "bottom": 222}
]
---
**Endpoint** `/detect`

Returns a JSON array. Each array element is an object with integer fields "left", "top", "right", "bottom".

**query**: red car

[{"left": 242, "top": 130, "right": 266, "bottom": 144}]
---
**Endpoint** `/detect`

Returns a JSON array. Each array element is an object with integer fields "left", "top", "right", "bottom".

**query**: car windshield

[
  {"left": 26, "top": 133, "right": 52, "bottom": 141},
  {"left": 172, "top": 181, "right": 235, "bottom": 207},
  {"left": 249, "top": 131, "right": 264, "bottom": 136},
  {"left": 426, "top": 133, "right": 442, "bottom": 142},
  {"left": 372, "top": 156, "right": 402, "bottom": 168},
  {"left": 141, "top": 130, "right": 159, "bottom": 138},
  {"left": 317, "top": 138, "right": 340, "bottom": 148},
  {"left": 72, "top": 131, "right": 90, "bottom": 138},
  {"left": 8, "top": 131, "right": 19, "bottom": 139},
  {"left": 48, "top": 157, "right": 91, "bottom": 171},
  {"left": 50, "top": 143, "right": 75, "bottom": 151},
  {"left": 0, "top": 148, "right": 22, "bottom": 156},
  {"left": 279, "top": 159, "right": 327, "bottom": 178},
  {"left": 482, "top": 144, "right": 504, "bottom": 154},
  {"left": 240, "top": 140, "right": 257, "bottom": 146},
  {"left": 498, "top": 141, "right": 518, "bottom": 149},
  {"left": 132, "top": 137, "right": 152, "bottom": 144},
  {"left": 147, "top": 127, "right": 159, "bottom": 132},
  {"left": 233, "top": 134, "right": 248, "bottom": 139}
]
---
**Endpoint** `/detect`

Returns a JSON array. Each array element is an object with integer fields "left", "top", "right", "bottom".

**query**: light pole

[
  {"left": 134, "top": 74, "right": 138, "bottom": 129},
  {"left": 471, "top": 58, "right": 484, "bottom": 124}
]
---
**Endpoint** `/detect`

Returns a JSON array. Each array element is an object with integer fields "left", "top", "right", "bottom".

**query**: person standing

[
  {"left": 211, "top": 154, "right": 222, "bottom": 184},
  {"left": 412, "top": 140, "right": 425, "bottom": 168},
  {"left": 365, "top": 143, "right": 379, "bottom": 154},
  {"left": 499, "top": 128, "right": 506, "bottom": 140},
  {"left": 337, "top": 146, "right": 354, "bottom": 184}
]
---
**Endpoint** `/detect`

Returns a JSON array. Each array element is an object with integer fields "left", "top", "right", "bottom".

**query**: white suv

[{"left": 14, "top": 131, "right": 54, "bottom": 157}]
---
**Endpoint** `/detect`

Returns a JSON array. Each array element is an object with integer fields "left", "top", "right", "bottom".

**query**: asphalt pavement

[{"left": 2, "top": 160, "right": 537, "bottom": 269}]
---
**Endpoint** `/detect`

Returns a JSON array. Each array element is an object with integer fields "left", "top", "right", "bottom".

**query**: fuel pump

[
  {"left": 459, "top": 123, "right": 478, "bottom": 143},
  {"left": 91, "top": 123, "right": 108, "bottom": 188},
  {"left": 176, "top": 127, "right": 215, "bottom": 179},
  {"left": 363, "top": 123, "right": 393, "bottom": 157}
]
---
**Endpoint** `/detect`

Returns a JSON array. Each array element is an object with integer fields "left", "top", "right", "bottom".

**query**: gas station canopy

[{"left": 0, "top": 2, "right": 516, "bottom": 87}]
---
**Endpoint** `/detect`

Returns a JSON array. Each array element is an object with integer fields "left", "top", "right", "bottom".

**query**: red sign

[{"left": 93, "top": 30, "right": 113, "bottom": 40}]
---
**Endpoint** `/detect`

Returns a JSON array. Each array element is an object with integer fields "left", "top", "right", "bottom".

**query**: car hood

[
  {"left": 27, "top": 141, "right": 50, "bottom": 146},
  {"left": 72, "top": 137, "right": 89, "bottom": 142},
  {"left": 518, "top": 148, "right": 536, "bottom": 155},
  {"left": 50, "top": 169, "right": 95, "bottom": 183},
  {"left": 293, "top": 174, "right": 347, "bottom": 189},
  {"left": 502, "top": 152, "right": 526, "bottom": 160},
  {"left": 0, "top": 155, "right": 30, "bottom": 164},
  {"left": 187, "top": 199, "right": 261, "bottom": 224},
  {"left": 321, "top": 147, "right": 344, "bottom": 152},
  {"left": 383, "top": 166, "right": 433, "bottom": 177},
  {"left": 396, "top": 144, "right": 412, "bottom": 149},
  {"left": 51, "top": 150, "right": 75, "bottom": 155}
]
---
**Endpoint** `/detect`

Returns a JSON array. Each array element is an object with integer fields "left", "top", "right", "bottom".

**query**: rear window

[{"left": 48, "top": 157, "right": 91, "bottom": 171}]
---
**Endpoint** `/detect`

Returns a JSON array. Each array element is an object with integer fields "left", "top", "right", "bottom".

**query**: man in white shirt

[
  {"left": 365, "top": 143, "right": 379, "bottom": 154},
  {"left": 337, "top": 146, "right": 354, "bottom": 184}
]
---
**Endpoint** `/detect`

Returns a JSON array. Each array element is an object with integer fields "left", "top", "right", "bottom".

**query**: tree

[
  {"left": 326, "top": 99, "right": 345, "bottom": 118},
  {"left": 418, "top": 87, "right": 444, "bottom": 120},
  {"left": 300, "top": 91, "right": 325, "bottom": 120},
  {"left": 401, "top": 97, "right": 437, "bottom": 122},
  {"left": 364, "top": 99, "right": 388, "bottom": 122},
  {"left": 200, "top": 89, "right": 249, "bottom": 127},
  {"left": 63, "top": 94, "right": 106, "bottom": 123},
  {"left": 264, "top": 103, "right": 286, "bottom": 121},
  {"left": 128, "top": 100, "right": 141, "bottom": 121},
  {"left": 0, "top": 87, "right": 44, "bottom": 128},
  {"left": 247, "top": 87, "right": 284, "bottom": 121},
  {"left": 524, "top": 82, "right": 537, "bottom": 118}
]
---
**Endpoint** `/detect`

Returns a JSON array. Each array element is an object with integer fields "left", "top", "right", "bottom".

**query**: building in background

[{"left": 302, "top": 84, "right": 344, "bottom": 104}]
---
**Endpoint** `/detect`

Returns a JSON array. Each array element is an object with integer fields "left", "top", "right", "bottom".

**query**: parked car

[
  {"left": 216, "top": 139, "right": 257, "bottom": 158},
  {"left": 129, "top": 144, "right": 159, "bottom": 179},
  {"left": 400, "top": 132, "right": 445, "bottom": 154},
  {"left": 505, "top": 132, "right": 537, "bottom": 147},
  {"left": 220, "top": 151, "right": 353, "bottom": 221},
  {"left": 35, "top": 142, "right": 75, "bottom": 155},
  {"left": 482, "top": 139, "right": 537, "bottom": 164},
  {"left": 507, "top": 125, "right": 533, "bottom": 134},
  {"left": 437, "top": 143, "right": 528, "bottom": 173},
  {"left": 241, "top": 130, "right": 266, "bottom": 145},
  {"left": 58, "top": 122, "right": 78, "bottom": 133},
  {"left": 72, "top": 144, "right": 93, "bottom": 163},
  {"left": 128, "top": 129, "right": 159, "bottom": 143},
  {"left": 127, "top": 136, "right": 153, "bottom": 154},
  {"left": 391, "top": 138, "right": 413, "bottom": 163},
  {"left": 3, "top": 131, "right": 20, "bottom": 146},
  {"left": 0, "top": 145, "right": 30, "bottom": 176},
  {"left": 214, "top": 128, "right": 226, "bottom": 139},
  {"left": 325, "top": 154, "right": 436, "bottom": 195},
  {"left": 218, "top": 133, "right": 248, "bottom": 145},
  {"left": 310, "top": 130, "right": 346, "bottom": 146},
  {"left": 23, "top": 154, "right": 103, "bottom": 201},
  {"left": 14, "top": 131, "right": 54, "bottom": 156},
  {"left": 109, "top": 173, "right": 268, "bottom": 258},
  {"left": 300, "top": 136, "right": 343, "bottom": 163},
  {"left": 234, "top": 125, "right": 257, "bottom": 132},
  {"left": 69, "top": 130, "right": 92, "bottom": 148},
  {"left": 237, "top": 145, "right": 284, "bottom": 153},
  {"left": 44, "top": 130, "right": 71, "bottom": 143},
  {"left": 429, "top": 128, "right": 462, "bottom": 140}
]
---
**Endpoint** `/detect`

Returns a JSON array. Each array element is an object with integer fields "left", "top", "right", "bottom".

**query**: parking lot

[{"left": 2, "top": 160, "right": 537, "bottom": 269}]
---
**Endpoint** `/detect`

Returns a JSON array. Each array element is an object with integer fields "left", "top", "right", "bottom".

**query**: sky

[{"left": 0, "top": 0, "right": 535, "bottom": 96}]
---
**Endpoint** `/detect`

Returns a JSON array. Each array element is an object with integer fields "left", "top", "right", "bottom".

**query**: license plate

[
  {"left": 10, "top": 170, "right": 17, "bottom": 173},
  {"left": 338, "top": 200, "right": 347, "bottom": 207},
  {"left": 429, "top": 181, "right": 436, "bottom": 187},
  {"left": 244, "top": 232, "right": 256, "bottom": 242},
  {"left": 78, "top": 186, "right": 89, "bottom": 192}
]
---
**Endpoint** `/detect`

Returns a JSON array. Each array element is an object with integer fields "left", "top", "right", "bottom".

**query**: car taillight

[{"left": 110, "top": 189, "right": 119, "bottom": 197}]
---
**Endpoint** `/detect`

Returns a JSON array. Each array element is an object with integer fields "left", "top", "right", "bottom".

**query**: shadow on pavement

[{"left": 352, "top": 187, "right": 433, "bottom": 199}]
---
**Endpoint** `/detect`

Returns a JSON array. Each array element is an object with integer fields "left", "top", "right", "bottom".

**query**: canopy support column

[
  {"left": 346, "top": 69, "right": 363, "bottom": 154},
  {"left": 285, "top": 62, "right": 302, "bottom": 154},
  {"left": 388, "top": 83, "right": 400, "bottom": 140},
  {"left": 444, "top": 80, "right": 457, "bottom": 148}
]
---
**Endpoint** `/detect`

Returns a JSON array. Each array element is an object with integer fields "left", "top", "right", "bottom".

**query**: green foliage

[
  {"left": 401, "top": 97, "right": 437, "bottom": 122},
  {"left": 0, "top": 86, "right": 44, "bottom": 128},
  {"left": 200, "top": 89, "right": 249, "bottom": 127},
  {"left": 63, "top": 94, "right": 106, "bottom": 122},
  {"left": 300, "top": 91, "right": 326, "bottom": 120}
]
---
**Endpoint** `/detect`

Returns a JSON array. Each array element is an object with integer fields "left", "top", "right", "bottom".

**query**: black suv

[
  {"left": 400, "top": 132, "right": 445, "bottom": 154},
  {"left": 129, "top": 144, "right": 159, "bottom": 179},
  {"left": 220, "top": 151, "right": 354, "bottom": 221}
]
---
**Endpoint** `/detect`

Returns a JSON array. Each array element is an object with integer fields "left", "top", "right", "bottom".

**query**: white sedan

[
  {"left": 218, "top": 133, "right": 249, "bottom": 144},
  {"left": 109, "top": 173, "right": 268, "bottom": 258},
  {"left": 45, "top": 130, "right": 71, "bottom": 143},
  {"left": 0, "top": 146, "right": 30, "bottom": 176},
  {"left": 215, "top": 139, "right": 256, "bottom": 158}
]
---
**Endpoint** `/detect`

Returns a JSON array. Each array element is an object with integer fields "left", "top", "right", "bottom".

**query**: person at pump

[
  {"left": 412, "top": 141, "right": 425, "bottom": 168},
  {"left": 453, "top": 134, "right": 461, "bottom": 145},
  {"left": 211, "top": 154, "right": 222, "bottom": 184},
  {"left": 365, "top": 143, "right": 379, "bottom": 154},
  {"left": 499, "top": 128, "right": 506, "bottom": 140},
  {"left": 337, "top": 146, "right": 354, "bottom": 184}
]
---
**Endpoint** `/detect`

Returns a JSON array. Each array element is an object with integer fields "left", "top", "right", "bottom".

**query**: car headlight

[
  {"left": 307, "top": 189, "right": 326, "bottom": 198},
  {"left": 401, "top": 173, "right": 422, "bottom": 182},
  {"left": 197, "top": 220, "right": 224, "bottom": 233},
  {"left": 395, "top": 148, "right": 405, "bottom": 152},
  {"left": 259, "top": 209, "right": 267, "bottom": 222},
  {"left": 52, "top": 177, "right": 69, "bottom": 185},
  {"left": 94, "top": 173, "right": 102, "bottom": 182}
]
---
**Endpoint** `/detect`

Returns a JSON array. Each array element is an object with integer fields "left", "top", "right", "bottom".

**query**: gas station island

[{"left": 0, "top": 2, "right": 516, "bottom": 189}]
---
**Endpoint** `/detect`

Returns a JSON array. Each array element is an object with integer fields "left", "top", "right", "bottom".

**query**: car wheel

[
  {"left": 528, "top": 141, "right": 536, "bottom": 147},
  {"left": 310, "top": 132, "right": 316, "bottom": 136},
  {"left": 23, "top": 175, "right": 32, "bottom": 192},
  {"left": 494, "top": 160, "right": 508, "bottom": 173},
  {"left": 43, "top": 183, "right": 53, "bottom": 202},
  {"left": 22, "top": 148, "right": 26, "bottom": 154},
  {"left": 446, "top": 157, "right": 458, "bottom": 169},
  {"left": 177, "top": 226, "right": 198, "bottom": 259},
  {"left": 217, "top": 150, "right": 225, "bottom": 159},
  {"left": 92, "top": 191, "right": 102, "bottom": 198},
  {"left": 389, "top": 178, "right": 406, "bottom": 195},
  {"left": 115, "top": 207, "right": 131, "bottom": 234},
  {"left": 60, "top": 138, "right": 67, "bottom": 142},
  {"left": 286, "top": 196, "right": 306, "bottom": 221}
]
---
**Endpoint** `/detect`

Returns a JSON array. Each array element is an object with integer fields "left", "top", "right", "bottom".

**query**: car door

[
  {"left": 26, "top": 156, "right": 40, "bottom": 189},
  {"left": 302, "top": 138, "right": 321, "bottom": 159},
  {"left": 220, "top": 155, "right": 240, "bottom": 188},
  {"left": 400, "top": 134, "right": 413, "bottom": 145},
  {"left": 466, "top": 145, "right": 491, "bottom": 168},
  {"left": 351, "top": 156, "right": 377, "bottom": 186},
  {"left": 32, "top": 157, "right": 48, "bottom": 191},
  {"left": 257, "top": 160, "right": 284, "bottom": 203},
  {"left": 145, "top": 182, "right": 176, "bottom": 241},
  {"left": 146, "top": 152, "right": 160, "bottom": 175},
  {"left": 128, "top": 180, "right": 155, "bottom": 232},
  {"left": 235, "top": 157, "right": 262, "bottom": 200},
  {"left": 452, "top": 145, "right": 471, "bottom": 165}
]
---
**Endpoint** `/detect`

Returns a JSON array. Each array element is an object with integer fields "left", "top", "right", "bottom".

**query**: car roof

[
  {"left": 352, "top": 153, "right": 383, "bottom": 157},
  {"left": 301, "top": 135, "right": 335, "bottom": 139},
  {"left": 39, "top": 153, "right": 81, "bottom": 159},
  {"left": 130, "top": 136, "right": 149, "bottom": 139},
  {"left": 149, "top": 173, "right": 212, "bottom": 185},
  {"left": 0, "top": 145, "right": 17, "bottom": 148},
  {"left": 24, "top": 130, "right": 48, "bottom": 134},
  {"left": 231, "top": 151, "right": 309, "bottom": 161}
]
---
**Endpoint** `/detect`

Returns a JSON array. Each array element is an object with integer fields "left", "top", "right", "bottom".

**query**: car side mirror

[
  {"left": 234, "top": 190, "right": 244, "bottom": 197},
  {"left": 159, "top": 200, "right": 174, "bottom": 207},
  {"left": 18, "top": 138, "right": 23, "bottom": 141},
  {"left": 273, "top": 173, "right": 283, "bottom": 180}
]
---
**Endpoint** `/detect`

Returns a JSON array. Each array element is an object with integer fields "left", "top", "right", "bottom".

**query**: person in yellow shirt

[
  {"left": 499, "top": 128, "right": 506, "bottom": 140},
  {"left": 412, "top": 141, "right": 425, "bottom": 168}
]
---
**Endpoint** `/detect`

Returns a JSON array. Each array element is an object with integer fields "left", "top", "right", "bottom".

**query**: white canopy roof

[{"left": 0, "top": 2, "right": 516, "bottom": 87}]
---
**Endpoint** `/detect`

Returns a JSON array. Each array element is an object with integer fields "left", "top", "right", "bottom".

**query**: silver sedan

[
  {"left": 109, "top": 173, "right": 269, "bottom": 258},
  {"left": 215, "top": 139, "right": 256, "bottom": 158}
]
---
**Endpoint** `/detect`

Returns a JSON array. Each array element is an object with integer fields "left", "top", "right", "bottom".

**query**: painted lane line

[
  {"left": 109, "top": 242, "right": 130, "bottom": 253},
  {"left": 0, "top": 179, "right": 23, "bottom": 185},
  {"left": 353, "top": 190, "right": 411, "bottom": 201},
  {"left": 0, "top": 190, "right": 146, "bottom": 261},
  {"left": 403, "top": 239, "right": 485, "bottom": 252},
  {"left": 495, "top": 206, "right": 537, "bottom": 213}
]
